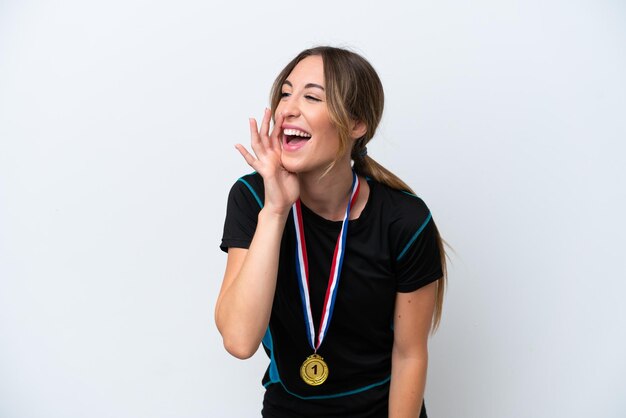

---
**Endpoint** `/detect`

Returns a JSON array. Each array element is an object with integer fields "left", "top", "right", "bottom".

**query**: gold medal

[{"left": 300, "top": 354, "right": 329, "bottom": 386}]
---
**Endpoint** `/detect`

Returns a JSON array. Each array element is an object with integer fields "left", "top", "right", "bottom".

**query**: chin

[
  {"left": 280, "top": 154, "right": 327, "bottom": 175},
  {"left": 280, "top": 153, "right": 305, "bottom": 173}
]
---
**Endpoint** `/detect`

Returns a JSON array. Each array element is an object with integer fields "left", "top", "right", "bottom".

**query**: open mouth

[
  {"left": 283, "top": 128, "right": 311, "bottom": 142},
  {"left": 283, "top": 128, "right": 312, "bottom": 148}
]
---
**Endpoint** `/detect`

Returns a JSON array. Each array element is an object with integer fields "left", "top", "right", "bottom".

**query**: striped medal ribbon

[{"left": 292, "top": 171, "right": 360, "bottom": 386}]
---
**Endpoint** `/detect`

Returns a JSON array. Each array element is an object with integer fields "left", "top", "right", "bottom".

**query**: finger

[
  {"left": 235, "top": 144, "right": 258, "bottom": 169},
  {"left": 249, "top": 117, "right": 266, "bottom": 156},
  {"left": 249, "top": 118, "right": 261, "bottom": 146},
  {"left": 269, "top": 112, "right": 285, "bottom": 150},
  {"left": 260, "top": 108, "right": 271, "bottom": 140},
  {"left": 248, "top": 117, "right": 267, "bottom": 158}
]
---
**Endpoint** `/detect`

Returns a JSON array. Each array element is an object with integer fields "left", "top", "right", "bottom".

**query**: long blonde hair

[{"left": 270, "top": 46, "right": 447, "bottom": 332}]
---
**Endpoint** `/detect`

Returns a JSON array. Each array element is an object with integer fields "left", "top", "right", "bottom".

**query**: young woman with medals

[{"left": 216, "top": 46, "right": 446, "bottom": 418}]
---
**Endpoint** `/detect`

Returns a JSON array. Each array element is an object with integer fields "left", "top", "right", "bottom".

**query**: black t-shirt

[{"left": 220, "top": 172, "right": 442, "bottom": 417}]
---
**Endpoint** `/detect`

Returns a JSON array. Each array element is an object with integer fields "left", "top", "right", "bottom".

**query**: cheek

[{"left": 313, "top": 112, "right": 335, "bottom": 134}]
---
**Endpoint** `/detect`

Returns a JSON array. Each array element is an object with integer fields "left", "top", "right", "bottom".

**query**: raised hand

[{"left": 235, "top": 108, "right": 300, "bottom": 216}]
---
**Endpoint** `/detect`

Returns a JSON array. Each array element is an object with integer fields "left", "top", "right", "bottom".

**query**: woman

[{"left": 216, "top": 46, "right": 446, "bottom": 418}]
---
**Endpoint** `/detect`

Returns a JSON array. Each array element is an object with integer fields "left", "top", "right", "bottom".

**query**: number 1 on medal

[{"left": 300, "top": 354, "right": 329, "bottom": 386}]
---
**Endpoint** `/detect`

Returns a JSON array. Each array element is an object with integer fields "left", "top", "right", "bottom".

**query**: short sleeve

[
  {"left": 220, "top": 174, "right": 264, "bottom": 252},
  {"left": 391, "top": 197, "right": 443, "bottom": 293}
]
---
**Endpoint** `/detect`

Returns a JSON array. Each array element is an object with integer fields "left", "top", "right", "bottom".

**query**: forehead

[{"left": 286, "top": 55, "right": 324, "bottom": 86}]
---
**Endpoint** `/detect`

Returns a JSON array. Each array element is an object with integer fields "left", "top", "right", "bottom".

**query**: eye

[
  {"left": 280, "top": 92, "right": 291, "bottom": 98},
  {"left": 305, "top": 95, "right": 322, "bottom": 102}
]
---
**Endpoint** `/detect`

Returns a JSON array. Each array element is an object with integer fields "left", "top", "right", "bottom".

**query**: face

[{"left": 275, "top": 55, "right": 348, "bottom": 174}]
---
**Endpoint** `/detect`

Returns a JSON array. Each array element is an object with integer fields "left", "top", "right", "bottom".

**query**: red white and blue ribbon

[{"left": 292, "top": 172, "right": 361, "bottom": 352}]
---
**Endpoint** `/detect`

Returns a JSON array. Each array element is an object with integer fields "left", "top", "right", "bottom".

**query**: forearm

[
  {"left": 389, "top": 349, "right": 428, "bottom": 418},
  {"left": 216, "top": 208, "right": 288, "bottom": 358}
]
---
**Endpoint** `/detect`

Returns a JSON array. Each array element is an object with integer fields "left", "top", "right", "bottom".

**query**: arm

[
  {"left": 215, "top": 109, "right": 298, "bottom": 359},
  {"left": 215, "top": 208, "right": 288, "bottom": 359},
  {"left": 389, "top": 280, "right": 438, "bottom": 418}
]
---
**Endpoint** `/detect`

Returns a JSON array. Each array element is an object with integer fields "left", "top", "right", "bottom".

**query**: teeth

[{"left": 283, "top": 128, "right": 311, "bottom": 138}]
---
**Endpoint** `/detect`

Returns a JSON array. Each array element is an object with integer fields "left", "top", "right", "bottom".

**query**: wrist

[{"left": 259, "top": 206, "right": 291, "bottom": 223}]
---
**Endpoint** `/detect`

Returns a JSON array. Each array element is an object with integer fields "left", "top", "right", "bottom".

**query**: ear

[{"left": 350, "top": 120, "right": 367, "bottom": 140}]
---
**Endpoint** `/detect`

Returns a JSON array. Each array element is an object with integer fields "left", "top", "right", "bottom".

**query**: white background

[{"left": 1, "top": 0, "right": 625, "bottom": 417}]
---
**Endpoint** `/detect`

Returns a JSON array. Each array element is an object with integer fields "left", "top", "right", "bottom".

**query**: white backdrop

[{"left": 1, "top": 0, "right": 625, "bottom": 417}]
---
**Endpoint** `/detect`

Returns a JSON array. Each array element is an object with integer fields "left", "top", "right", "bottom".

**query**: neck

[{"left": 298, "top": 164, "right": 355, "bottom": 221}]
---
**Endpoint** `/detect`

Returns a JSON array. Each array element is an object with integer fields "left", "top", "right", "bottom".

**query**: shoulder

[
  {"left": 221, "top": 173, "right": 264, "bottom": 252},
  {"left": 368, "top": 180, "right": 436, "bottom": 261},
  {"left": 229, "top": 172, "right": 265, "bottom": 210},
  {"left": 369, "top": 180, "right": 432, "bottom": 230}
]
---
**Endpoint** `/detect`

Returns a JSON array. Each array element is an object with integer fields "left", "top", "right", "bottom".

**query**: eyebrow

[{"left": 283, "top": 80, "right": 325, "bottom": 91}]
